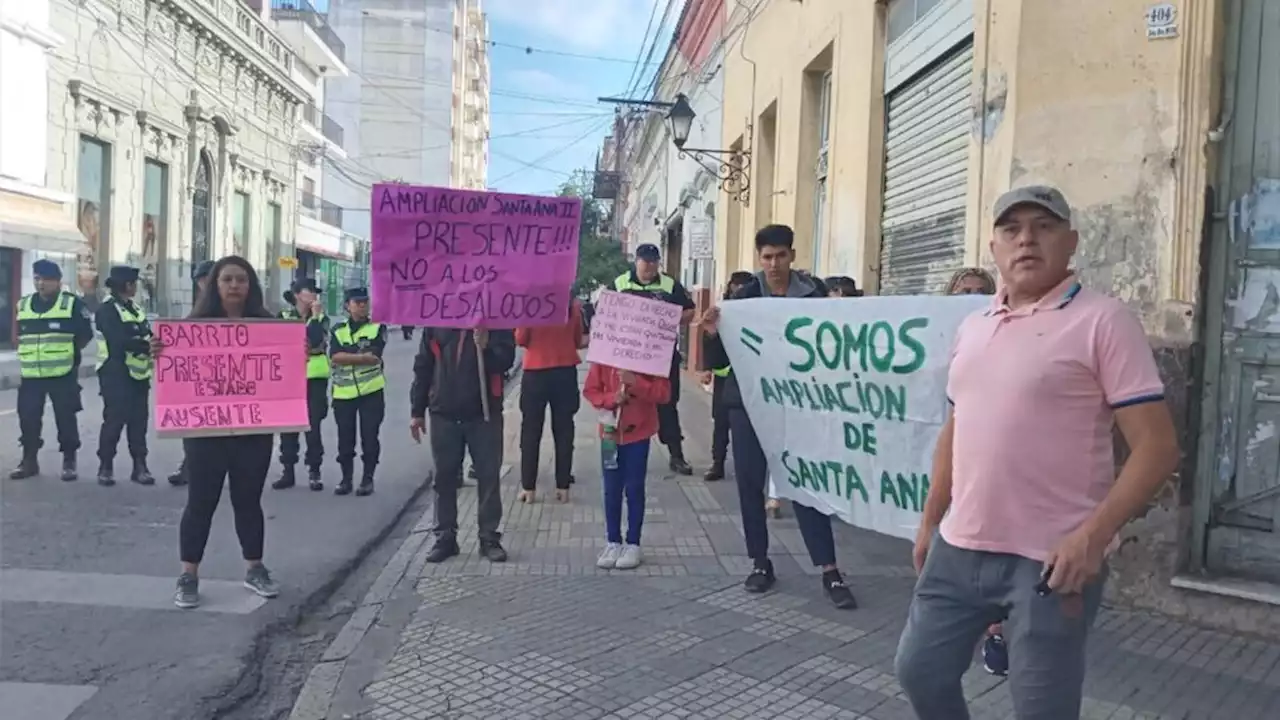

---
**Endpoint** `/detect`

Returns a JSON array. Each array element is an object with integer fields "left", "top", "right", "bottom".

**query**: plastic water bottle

[{"left": 600, "top": 410, "right": 619, "bottom": 470}]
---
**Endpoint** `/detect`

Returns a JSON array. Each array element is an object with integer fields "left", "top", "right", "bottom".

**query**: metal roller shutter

[{"left": 878, "top": 42, "right": 973, "bottom": 295}]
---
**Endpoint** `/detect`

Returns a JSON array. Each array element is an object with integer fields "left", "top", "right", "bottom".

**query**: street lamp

[
  {"left": 666, "top": 94, "right": 696, "bottom": 149},
  {"left": 597, "top": 93, "right": 753, "bottom": 204}
]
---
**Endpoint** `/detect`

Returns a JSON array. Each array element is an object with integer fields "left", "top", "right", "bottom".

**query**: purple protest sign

[{"left": 370, "top": 183, "right": 581, "bottom": 328}]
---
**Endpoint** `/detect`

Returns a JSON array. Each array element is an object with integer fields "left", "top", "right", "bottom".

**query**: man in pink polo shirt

[{"left": 894, "top": 186, "right": 1180, "bottom": 719}]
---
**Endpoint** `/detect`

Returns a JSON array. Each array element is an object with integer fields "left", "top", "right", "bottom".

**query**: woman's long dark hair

[
  {"left": 724, "top": 271, "right": 754, "bottom": 299},
  {"left": 191, "top": 255, "right": 271, "bottom": 319}
]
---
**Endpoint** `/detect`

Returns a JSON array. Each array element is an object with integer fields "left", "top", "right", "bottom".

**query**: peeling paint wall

[{"left": 966, "top": 0, "right": 1228, "bottom": 626}]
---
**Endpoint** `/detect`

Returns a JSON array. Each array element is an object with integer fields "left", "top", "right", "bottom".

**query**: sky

[{"left": 478, "top": 0, "right": 674, "bottom": 197}]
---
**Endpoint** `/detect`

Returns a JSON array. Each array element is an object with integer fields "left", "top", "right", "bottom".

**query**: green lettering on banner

[
  {"left": 843, "top": 421, "right": 878, "bottom": 456},
  {"left": 894, "top": 317, "right": 930, "bottom": 374},
  {"left": 783, "top": 315, "right": 930, "bottom": 377},
  {"left": 785, "top": 316, "right": 817, "bottom": 372},
  {"left": 879, "top": 471, "right": 930, "bottom": 511},
  {"left": 758, "top": 376, "right": 909, "bottom": 422},
  {"left": 779, "top": 452, "right": 869, "bottom": 503}
]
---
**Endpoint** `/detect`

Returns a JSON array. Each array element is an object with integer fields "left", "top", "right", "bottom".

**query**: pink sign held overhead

[
  {"left": 585, "top": 290, "right": 681, "bottom": 377},
  {"left": 369, "top": 183, "right": 581, "bottom": 329},
  {"left": 152, "top": 320, "right": 310, "bottom": 438}
]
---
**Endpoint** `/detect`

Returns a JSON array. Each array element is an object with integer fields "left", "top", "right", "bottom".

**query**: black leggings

[{"left": 179, "top": 434, "right": 274, "bottom": 564}]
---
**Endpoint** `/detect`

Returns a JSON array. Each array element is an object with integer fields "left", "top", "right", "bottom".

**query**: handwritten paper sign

[
  {"left": 153, "top": 320, "right": 310, "bottom": 438},
  {"left": 585, "top": 290, "right": 681, "bottom": 376},
  {"left": 369, "top": 183, "right": 581, "bottom": 329}
]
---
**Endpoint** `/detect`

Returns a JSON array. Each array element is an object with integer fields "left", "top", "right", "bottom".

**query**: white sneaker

[
  {"left": 597, "top": 542, "right": 623, "bottom": 569},
  {"left": 615, "top": 544, "right": 642, "bottom": 570}
]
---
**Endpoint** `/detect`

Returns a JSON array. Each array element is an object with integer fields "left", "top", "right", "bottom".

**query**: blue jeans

[
  {"left": 603, "top": 439, "right": 649, "bottom": 545},
  {"left": 895, "top": 532, "right": 1107, "bottom": 719}
]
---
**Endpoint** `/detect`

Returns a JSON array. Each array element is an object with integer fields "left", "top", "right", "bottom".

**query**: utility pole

[{"left": 612, "top": 109, "right": 627, "bottom": 250}]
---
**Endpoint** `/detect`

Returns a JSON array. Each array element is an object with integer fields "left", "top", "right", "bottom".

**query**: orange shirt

[{"left": 515, "top": 300, "right": 584, "bottom": 370}]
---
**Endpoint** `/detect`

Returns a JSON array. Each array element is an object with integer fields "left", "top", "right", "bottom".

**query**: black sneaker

[
  {"left": 174, "top": 573, "right": 199, "bottom": 609},
  {"left": 479, "top": 538, "right": 508, "bottom": 562},
  {"left": 703, "top": 464, "right": 724, "bottom": 482},
  {"left": 669, "top": 456, "right": 694, "bottom": 476},
  {"left": 334, "top": 481, "right": 353, "bottom": 496},
  {"left": 355, "top": 479, "right": 374, "bottom": 497},
  {"left": 168, "top": 467, "right": 188, "bottom": 487},
  {"left": 272, "top": 466, "right": 296, "bottom": 490},
  {"left": 983, "top": 632, "right": 1009, "bottom": 676},
  {"left": 307, "top": 468, "right": 323, "bottom": 491},
  {"left": 97, "top": 464, "right": 115, "bottom": 487},
  {"left": 60, "top": 455, "right": 77, "bottom": 482},
  {"left": 822, "top": 570, "right": 858, "bottom": 609},
  {"left": 131, "top": 461, "right": 155, "bottom": 486},
  {"left": 9, "top": 456, "right": 38, "bottom": 480},
  {"left": 744, "top": 560, "right": 776, "bottom": 593},
  {"left": 425, "top": 538, "right": 460, "bottom": 563}
]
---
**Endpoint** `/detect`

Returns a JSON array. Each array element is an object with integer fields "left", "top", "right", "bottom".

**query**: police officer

[
  {"left": 613, "top": 243, "right": 697, "bottom": 475},
  {"left": 274, "top": 278, "right": 330, "bottom": 491},
  {"left": 166, "top": 260, "right": 215, "bottom": 488},
  {"left": 329, "top": 287, "right": 387, "bottom": 496},
  {"left": 10, "top": 259, "right": 94, "bottom": 481},
  {"left": 95, "top": 266, "right": 157, "bottom": 487}
]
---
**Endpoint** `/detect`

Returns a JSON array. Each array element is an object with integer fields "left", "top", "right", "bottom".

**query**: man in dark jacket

[
  {"left": 701, "top": 224, "right": 857, "bottom": 610},
  {"left": 410, "top": 327, "right": 516, "bottom": 564}
]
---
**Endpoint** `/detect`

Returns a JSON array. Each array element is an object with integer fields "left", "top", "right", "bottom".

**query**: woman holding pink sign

[{"left": 165, "top": 256, "right": 281, "bottom": 609}]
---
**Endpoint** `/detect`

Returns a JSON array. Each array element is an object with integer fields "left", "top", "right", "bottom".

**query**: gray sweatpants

[
  {"left": 895, "top": 532, "right": 1107, "bottom": 720},
  {"left": 430, "top": 414, "right": 504, "bottom": 542}
]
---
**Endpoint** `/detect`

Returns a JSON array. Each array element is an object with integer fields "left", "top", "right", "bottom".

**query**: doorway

[{"left": 1193, "top": 0, "right": 1280, "bottom": 582}]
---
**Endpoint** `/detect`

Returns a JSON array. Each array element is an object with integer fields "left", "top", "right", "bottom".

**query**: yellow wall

[
  {"left": 717, "top": 0, "right": 1216, "bottom": 338},
  {"left": 718, "top": 0, "right": 1233, "bottom": 621},
  {"left": 966, "top": 0, "right": 1217, "bottom": 341},
  {"left": 716, "top": 0, "right": 884, "bottom": 293}
]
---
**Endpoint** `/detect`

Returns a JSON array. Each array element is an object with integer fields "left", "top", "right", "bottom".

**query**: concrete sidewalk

[{"left": 288, "top": 372, "right": 1280, "bottom": 720}]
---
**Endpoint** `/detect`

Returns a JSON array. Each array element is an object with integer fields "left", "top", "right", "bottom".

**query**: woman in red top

[{"left": 582, "top": 364, "right": 670, "bottom": 570}]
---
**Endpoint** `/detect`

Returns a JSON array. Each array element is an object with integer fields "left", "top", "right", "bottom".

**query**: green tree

[{"left": 557, "top": 170, "right": 630, "bottom": 297}]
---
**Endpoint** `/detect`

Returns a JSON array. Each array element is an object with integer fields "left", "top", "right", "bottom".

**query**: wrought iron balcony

[{"left": 269, "top": 0, "right": 345, "bottom": 63}]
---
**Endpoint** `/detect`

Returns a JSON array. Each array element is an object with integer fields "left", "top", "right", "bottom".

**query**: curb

[{"left": 286, "top": 375, "right": 523, "bottom": 720}]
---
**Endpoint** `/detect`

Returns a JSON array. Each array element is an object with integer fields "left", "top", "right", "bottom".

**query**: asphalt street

[{"left": 0, "top": 334, "right": 436, "bottom": 720}]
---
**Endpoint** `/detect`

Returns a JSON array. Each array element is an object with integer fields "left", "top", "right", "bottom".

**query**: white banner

[{"left": 721, "top": 296, "right": 986, "bottom": 540}]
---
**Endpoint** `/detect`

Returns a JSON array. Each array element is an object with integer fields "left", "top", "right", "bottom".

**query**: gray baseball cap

[{"left": 993, "top": 185, "right": 1072, "bottom": 225}]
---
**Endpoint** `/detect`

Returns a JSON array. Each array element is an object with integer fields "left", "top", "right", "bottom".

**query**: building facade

[
  {"left": 250, "top": 0, "right": 357, "bottom": 285},
  {"left": 324, "top": 0, "right": 456, "bottom": 241},
  {"left": 41, "top": 0, "right": 306, "bottom": 317},
  {"left": 0, "top": 0, "right": 81, "bottom": 347},
  {"left": 451, "top": 0, "right": 489, "bottom": 190},
  {"left": 711, "top": 0, "right": 1280, "bottom": 633}
]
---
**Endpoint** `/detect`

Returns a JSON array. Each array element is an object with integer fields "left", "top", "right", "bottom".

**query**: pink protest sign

[
  {"left": 152, "top": 320, "right": 310, "bottom": 438},
  {"left": 585, "top": 291, "right": 681, "bottom": 377},
  {"left": 369, "top": 183, "right": 581, "bottom": 329}
]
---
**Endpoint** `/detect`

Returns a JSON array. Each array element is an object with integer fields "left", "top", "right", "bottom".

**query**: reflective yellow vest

[
  {"left": 614, "top": 271, "right": 675, "bottom": 295},
  {"left": 16, "top": 292, "right": 77, "bottom": 379},
  {"left": 331, "top": 321, "right": 386, "bottom": 399},
  {"left": 95, "top": 298, "right": 153, "bottom": 381},
  {"left": 280, "top": 307, "right": 331, "bottom": 380}
]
